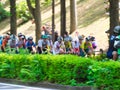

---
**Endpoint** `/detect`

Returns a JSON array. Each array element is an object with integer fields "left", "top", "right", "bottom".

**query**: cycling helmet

[
  {"left": 10, "top": 34, "right": 16, "bottom": 40},
  {"left": 64, "top": 37, "right": 69, "bottom": 41},
  {"left": 42, "top": 35, "right": 48, "bottom": 39},
  {"left": 57, "top": 36, "right": 63, "bottom": 41},
  {"left": 78, "top": 35, "right": 83, "bottom": 40},
  {"left": 114, "top": 26, "right": 120, "bottom": 34},
  {"left": 86, "top": 37, "right": 90, "bottom": 41},
  {"left": 28, "top": 36, "right": 33, "bottom": 40},
  {"left": 47, "top": 35, "right": 52, "bottom": 40},
  {"left": 90, "top": 36, "right": 95, "bottom": 41},
  {"left": 69, "top": 36, "right": 72, "bottom": 41},
  {"left": 0, "top": 36, "right": 2, "bottom": 39},
  {"left": 18, "top": 33, "right": 22, "bottom": 37}
]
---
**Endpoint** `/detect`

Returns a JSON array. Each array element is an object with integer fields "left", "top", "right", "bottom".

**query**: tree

[
  {"left": 52, "top": 0, "right": 55, "bottom": 42},
  {"left": 26, "top": 0, "right": 41, "bottom": 43},
  {"left": 60, "top": 0, "right": 66, "bottom": 37},
  {"left": 109, "top": 0, "right": 119, "bottom": 37},
  {"left": 70, "top": 0, "right": 77, "bottom": 34},
  {"left": 10, "top": 0, "right": 17, "bottom": 35}
]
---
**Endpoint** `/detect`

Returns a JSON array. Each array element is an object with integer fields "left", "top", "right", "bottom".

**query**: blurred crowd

[{"left": 0, "top": 26, "right": 97, "bottom": 57}]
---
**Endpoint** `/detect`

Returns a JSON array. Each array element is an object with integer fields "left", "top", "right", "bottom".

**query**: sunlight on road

[{"left": 0, "top": 83, "right": 58, "bottom": 90}]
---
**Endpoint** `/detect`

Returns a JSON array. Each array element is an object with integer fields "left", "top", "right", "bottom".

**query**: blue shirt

[
  {"left": 0, "top": 40, "right": 2, "bottom": 46},
  {"left": 26, "top": 41, "right": 36, "bottom": 47}
]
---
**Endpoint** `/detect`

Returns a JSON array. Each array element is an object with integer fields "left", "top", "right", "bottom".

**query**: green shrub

[
  {"left": 87, "top": 61, "right": 120, "bottom": 89},
  {"left": 0, "top": 3, "right": 10, "bottom": 21},
  {"left": 0, "top": 53, "right": 120, "bottom": 89}
]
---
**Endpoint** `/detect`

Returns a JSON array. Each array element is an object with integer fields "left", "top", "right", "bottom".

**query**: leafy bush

[
  {"left": 0, "top": 54, "right": 120, "bottom": 89},
  {"left": 87, "top": 61, "right": 120, "bottom": 89},
  {"left": 0, "top": 3, "right": 10, "bottom": 21},
  {"left": 16, "top": 1, "right": 32, "bottom": 22}
]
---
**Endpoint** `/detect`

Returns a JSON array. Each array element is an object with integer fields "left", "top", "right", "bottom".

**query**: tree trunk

[
  {"left": 26, "top": 0, "right": 41, "bottom": 43},
  {"left": 52, "top": 0, "right": 55, "bottom": 42},
  {"left": 60, "top": 0, "right": 66, "bottom": 37},
  {"left": 70, "top": 0, "right": 77, "bottom": 34},
  {"left": 109, "top": 0, "right": 119, "bottom": 37},
  {"left": 10, "top": 0, "right": 17, "bottom": 35},
  {"left": 34, "top": 0, "right": 41, "bottom": 43}
]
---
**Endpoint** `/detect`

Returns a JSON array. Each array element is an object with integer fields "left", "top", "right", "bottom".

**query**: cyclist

[
  {"left": 53, "top": 36, "right": 66, "bottom": 55},
  {"left": 26, "top": 36, "right": 36, "bottom": 53}
]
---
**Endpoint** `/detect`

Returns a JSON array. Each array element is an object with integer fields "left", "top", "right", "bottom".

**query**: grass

[
  {"left": 0, "top": 18, "right": 10, "bottom": 31},
  {"left": 42, "top": 0, "right": 106, "bottom": 29},
  {"left": 77, "top": 0, "right": 105, "bottom": 28}
]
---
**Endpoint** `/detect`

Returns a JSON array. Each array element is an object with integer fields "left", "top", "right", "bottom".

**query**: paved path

[{"left": 0, "top": 82, "right": 58, "bottom": 90}]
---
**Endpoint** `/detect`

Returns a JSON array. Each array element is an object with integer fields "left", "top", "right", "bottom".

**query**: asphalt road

[{"left": 0, "top": 82, "right": 58, "bottom": 90}]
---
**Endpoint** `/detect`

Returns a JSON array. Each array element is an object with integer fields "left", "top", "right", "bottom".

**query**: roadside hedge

[{"left": 0, "top": 54, "right": 120, "bottom": 89}]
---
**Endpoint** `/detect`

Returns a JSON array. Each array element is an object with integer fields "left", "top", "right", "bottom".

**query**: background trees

[
  {"left": 70, "top": 0, "right": 77, "bottom": 34},
  {"left": 10, "top": 0, "right": 17, "bottom": 35},
  {"left": 2, "top": 0, "right": 119, "bottom": 46},
  {"left": 26, "top": 0, "right": 41, "bottom": 43},
  {"left": 109, "top": 0, "right": 119, "bottom": 37},
  {"left": 60, "top": 0, "right": 66, "bottom": 37}
]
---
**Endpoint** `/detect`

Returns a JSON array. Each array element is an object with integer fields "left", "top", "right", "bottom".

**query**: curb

[{"left": 0, "top": 78, "right": 97, "bottom": 90}]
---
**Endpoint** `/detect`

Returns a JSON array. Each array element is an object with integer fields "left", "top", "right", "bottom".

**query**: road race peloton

[{"left": 0, "top": 30, "right": 99, "bottom": 58}]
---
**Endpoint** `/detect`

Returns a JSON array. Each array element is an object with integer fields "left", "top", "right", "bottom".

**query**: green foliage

[
  {"left": 16, "top": 1, "right": 32, "bottom": 22},
  {"left": 42, "top": 0, "right": 52, "bottom": 6},
  {"left": 0, "top": 3, "right": 10, "bottom": 21},
  {"left": 16, "top": 0, "right": 52, "bottom": 22},
  {"left": 87, "top": 61, "right": 120, "bottom": 89},
  {"left": 0, "top": 54, "right": 120, "bottom": 89}
]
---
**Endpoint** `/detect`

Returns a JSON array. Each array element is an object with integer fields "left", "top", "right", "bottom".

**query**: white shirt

[
  {"left": 53, "top": 41, "right": 65, "bottom": 55},
  {"left": 72, "top": 41, "right": 80, "bottom": 48},
  {"left": 38, "top": 39, "right": 49, "bottom": 48}
]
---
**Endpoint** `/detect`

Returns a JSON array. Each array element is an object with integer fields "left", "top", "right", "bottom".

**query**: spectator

[
  {"left": 54, "top": 31, "right": 59, "bottom": 42},
  {"left": 106, "top": 26, "right": 120, "bottom": 60}
]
